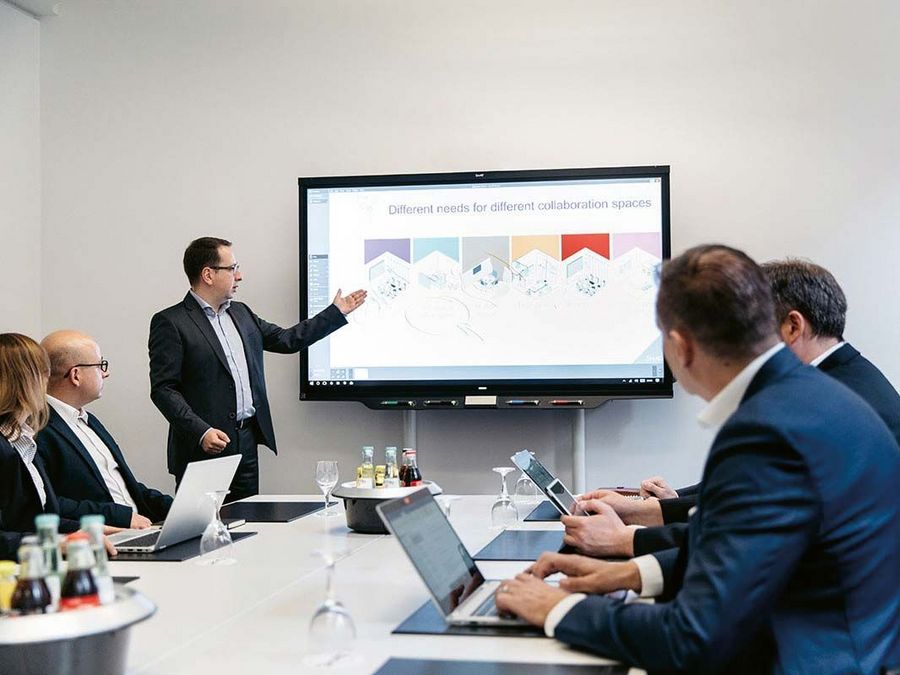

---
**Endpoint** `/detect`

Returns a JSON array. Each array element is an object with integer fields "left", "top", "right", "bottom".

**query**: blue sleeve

[{"left": 554, "top": 441, "right": 818, "bottom": 672}]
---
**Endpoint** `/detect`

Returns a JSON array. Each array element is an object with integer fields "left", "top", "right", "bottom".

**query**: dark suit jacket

[
  {"left": 149, "top": 293, "right": 347, "bottom": 477},
  {"left": 0, "top": 435, "right": 82, "bottom": 559},
  {"left": 819, "top": 342, "right": 900, "bottom": 446},
  {"left": 633, "top": 522, "right": 689, "bottom": 557},
  {"left": 36, "top": 407, "right": 173, "bottom": 527},
  {"left": 654, "top": 342, "right": 900, "bottom": 529},
  {"left": 556, "top": 349, "right": 900, "bottom": 674}
]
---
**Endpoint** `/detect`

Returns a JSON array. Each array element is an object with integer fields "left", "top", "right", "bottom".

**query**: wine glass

[
  {"left": 303, "top": 550, "right": 358, "bottom": 668},
  {"left": 490, "top": 467, "right": 518, "bottom": 530},
  {"left": 198, "top": 490, "right": 235, "bottom": 565},
  {"left": 514, "top": 471, "right": 540, "bottom": 504},
  {"left": 315, "top": 460, "right": 339, "bottom": 518}
]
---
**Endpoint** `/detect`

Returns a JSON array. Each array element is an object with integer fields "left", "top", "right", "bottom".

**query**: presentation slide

[{"left": 305, "top": 174, "right": 665, "bottom": 384}]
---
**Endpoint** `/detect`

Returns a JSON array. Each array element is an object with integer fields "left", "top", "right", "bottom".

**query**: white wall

[
  {"left": 0, "top": 1, "right": 41, "bottom": 336},
  {"left": 36, "top": 0, "right": 900, "bottom": 496}
]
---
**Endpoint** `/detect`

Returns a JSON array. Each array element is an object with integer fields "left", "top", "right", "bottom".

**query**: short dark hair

[
  {"left": 183, "top": 237, "right": 232, "bottom": 285},
  {"left": 761, "top": 258, "right": 846, "bottom": 340},
  {"left": 656, "top": 244, "right": 777, "bottom": 359}
]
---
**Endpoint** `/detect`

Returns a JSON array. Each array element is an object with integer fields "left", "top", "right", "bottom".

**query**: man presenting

[
  {"left": 149, "top": 237, "right": 365, "bottom": 501},
  {"left": 37, "top": 330, "right": 172, "bottom": 528}
]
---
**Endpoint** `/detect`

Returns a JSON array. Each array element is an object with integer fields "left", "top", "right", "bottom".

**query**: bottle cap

[{"left": 35, "top": 513, "right": 60, "bottom": 529}]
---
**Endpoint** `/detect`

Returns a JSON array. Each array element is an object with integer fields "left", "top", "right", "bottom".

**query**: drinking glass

[
  {"left": 490, "top": 467, "right": 518, "bottom": 529},
  {"left": 303, "top": 550, "right": 358, "bottom": 668},
  {"left": 198, "top": 490, "right": 236, "bottom": 565},
  {"left": 315, "top": 460, "right": 339, "bottom": 518},
  {"left": 514, "top": 471, "right": 541, "bottom": 504}
]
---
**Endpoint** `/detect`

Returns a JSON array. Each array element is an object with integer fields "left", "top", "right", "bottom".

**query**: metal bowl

[
  {"left": 332, "top": 481, "right": 442, "bottom": 534},
  {"left": 0, "top": 585, "right": 156, "bottom": 675}
]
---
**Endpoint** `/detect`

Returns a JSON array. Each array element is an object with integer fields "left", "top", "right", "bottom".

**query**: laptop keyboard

[
  {"left": 118, "top": 530, "right": 161, "bottom": 548},
  {"left": 472, "top": 594, "right": 499, "bottom": 617}
]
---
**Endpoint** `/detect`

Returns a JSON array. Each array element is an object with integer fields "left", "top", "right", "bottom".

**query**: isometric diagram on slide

[
  {"left": 412, "top": 237, "right": 461, "bottom": 292},
  {"left": 611, "top": 234, "right": 661, "bottom": 293},
  {"left": 364, "top": 239, "right": 411, "bottom": 305},
  {"left": 460, "top": 236, "right": 511, "bottom": 299},
  {"left": 509, "top": 234, "right": 561, "bottom": 297},
  {"left": 565, "top": 248, "right": 610, "bottom": 296}
]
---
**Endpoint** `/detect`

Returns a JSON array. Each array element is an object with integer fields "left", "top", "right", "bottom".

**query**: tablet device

[{"left": 511, "top": 449, "right": 586, "bottom": 516}]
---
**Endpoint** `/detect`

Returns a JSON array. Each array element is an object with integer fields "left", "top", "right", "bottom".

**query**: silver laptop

[
  {"left": 376, "top": 488, "right": 527, "bottom": 626},
  {"left": 109, "top": 455, "right": 240, "bottom": 553}
]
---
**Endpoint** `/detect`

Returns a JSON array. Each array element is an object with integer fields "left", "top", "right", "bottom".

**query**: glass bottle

[
  {"left": 398, "top": 448, "right": 411, "bottom": 487},
  {"left": 60, "top": 534, "right": 100, "bottom": 611},
  {"left": 35, "top": 513, "right": 63, "bottom": 611},
  {"left": 384, "top": 447, "right": 400, "bottom": 488},
  {"left": 374, "top": 465, "right": 385, "bottom": 488},
  {"left": 81, "top": 514, "right": 115, "bottom": 604},
  {"left": 405, "top": 449, "right": 423, "bottom": 487},
  {"left": 10, "top": 540, "right": 51, "bottom": 615},
  {"left": 0, "top": 560, "right": 16, "bottom": 614},
  {"left": 357, "top": 446, "right": 375, "bottom": 489}
]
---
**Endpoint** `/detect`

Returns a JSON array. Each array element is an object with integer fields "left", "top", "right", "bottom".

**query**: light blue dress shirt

[{"left": 189, "top": 290, "right": 256, "bottom": 422}]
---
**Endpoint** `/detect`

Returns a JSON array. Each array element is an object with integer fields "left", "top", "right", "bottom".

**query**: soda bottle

[
  {"left": 81, "top": 514, "right": 115, "bottom": 605},
  {"left": 35, "top": 513, "right": 62, "bottom": 611},
  {"left": 384, "top": 447, "right": 400, "bottom": 488},
  {"left": 60, "top": 534, "right": 100, "bottom": 611},
  {"left": 357, "top": 446, "right": 375, "bottom": 489},
  {"left": 398, "top": 449, "right": 410, "bottom": 487},
  {"left": 10, "top": 540, "right": 51, "bottom": 615},
  {"left": 405, "top": 449, "right": 423, "bottom": 487}
]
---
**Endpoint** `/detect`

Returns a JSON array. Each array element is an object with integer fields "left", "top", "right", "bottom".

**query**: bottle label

[
  {"left": 409, "top": 480, "right": 423, "bottom": 487},
  {"left": 59, "top": 594, "right": 100, "bottom": 611}
]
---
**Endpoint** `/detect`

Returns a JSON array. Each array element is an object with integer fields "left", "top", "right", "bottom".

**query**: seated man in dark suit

[
  {"left": 564, "top": 256, "right": 900, "bottom": 559},
  {"left": 36, "top": 330, "right": 173, "bottom": 529},
  {"left": 496, "top": 245, "right": 900, "bottom": 674}
]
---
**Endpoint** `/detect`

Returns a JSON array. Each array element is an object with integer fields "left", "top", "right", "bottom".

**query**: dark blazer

[
  {"left": 654, "top": 343, "right": 900, "bottom": 528},
  {"left": 149, "top": 293, "right": 347, "bottom": 477},
  {"left": 0, "top": 435, "right": 82, "bottom": 559},
  {"left": 556, "top": 349, "right": 900, "bottom": 674},
  {"left": 632, "top": 522, "right": 689, "bottom": 557},
  {"left": 819, "top": 342, "right": 900, "bottom": 446},
  {"left": 36, "top": 407, "right": 173, "bottom": 527}
]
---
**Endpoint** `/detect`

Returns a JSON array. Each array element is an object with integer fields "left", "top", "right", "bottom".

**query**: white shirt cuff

[
  {"left": 544, "top": 593, "right": 587, "bottom": 637},
  {"left": 199, "top": 427, "right": 214, "bottom": 447},
  {"left": 633, "top": 554, "right": 664, "bottom": 597}
]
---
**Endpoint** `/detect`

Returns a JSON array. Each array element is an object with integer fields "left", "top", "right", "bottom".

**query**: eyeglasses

[
  {"left": 209, "top": 263, "right": 240, "bottom": 274},
  {"left": 64, "top": 360, "right": 109, "bottom": 378}
]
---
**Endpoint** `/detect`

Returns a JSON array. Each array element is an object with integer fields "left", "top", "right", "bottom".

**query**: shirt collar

[
  {"left": 697, "top": 343, "right": 785, "bottom": 430},
  {"left": 47, "top": 395, "right": 89, "bottom": 425},
  {"left": 189, "top": 289, "right": 230, "bottom": 316},
  {"left": 810, "top": 340, "right": 846, "bottom": 367}
]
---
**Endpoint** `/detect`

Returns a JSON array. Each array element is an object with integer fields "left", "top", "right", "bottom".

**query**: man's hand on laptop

[
  {"left": 640, "top": 475, "right": 678, "bottom": 499},
  {"left": 577, "top": 490, "right": 664, "bottom": 527},
  {"left": 529, "top": 552, "right": 642, "bottom": 595},
  {"left": 130, "top": 513, "right": 153, "bottom": 529},
  {"left": 561, "top": 501, "right": 634, "bottom": 557},
  {"left": 494, "top": 573, "right": 569, "bottom": 627},
  {"left": 62, "top": 533, "right": 118, "bottom": 558}
]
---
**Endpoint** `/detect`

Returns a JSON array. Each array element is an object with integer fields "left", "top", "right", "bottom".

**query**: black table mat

[
  {"left": 220, "top": 500, "right": 334, "bottom": 522},
  {"left": 524, "top": 501, "right": 563, "bottom": 522},
  {"left": 392, "top": 600, "right": 544, "bottom": 638},
  {"left": 375, "top": 658, "right": 629, "bottom": 674},
  {"left": 111, "top": 576, "right": 139, "bottom": 585},
  {"left": 473, "top": 530, "right": 565, "bottom": 561},
  {"left": 112, "top": 531, "right": 257, "bottom": 562}
]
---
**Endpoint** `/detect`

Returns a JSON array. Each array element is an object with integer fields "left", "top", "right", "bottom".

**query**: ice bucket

[
  {"left": 0, "top": 585, "right": 156, "bottom": 675},
  {"left": 331, "top": 481, "right": 442, "bottom": 534}
]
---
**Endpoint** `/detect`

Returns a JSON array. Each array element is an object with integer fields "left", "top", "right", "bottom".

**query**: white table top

[{"left": 114, "top": 495, "right": 628, "bottom": 674}]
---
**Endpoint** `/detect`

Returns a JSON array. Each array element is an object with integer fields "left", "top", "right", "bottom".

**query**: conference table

[{"left": 112, "top": 494, "right": 634, "bottom": 674}]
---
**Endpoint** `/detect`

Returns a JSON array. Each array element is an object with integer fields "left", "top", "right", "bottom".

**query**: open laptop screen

[{"left": 378, "top": 489, "right": 483, "bottom": 615}]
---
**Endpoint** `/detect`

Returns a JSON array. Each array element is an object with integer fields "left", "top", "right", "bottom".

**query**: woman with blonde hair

[{"left": 0, "top": 333, "right": 117, "bottom": 559}]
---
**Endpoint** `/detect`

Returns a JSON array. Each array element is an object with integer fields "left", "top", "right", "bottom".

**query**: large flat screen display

[{"left": 299, "top": 166, "right": 672, "bottom": 409}]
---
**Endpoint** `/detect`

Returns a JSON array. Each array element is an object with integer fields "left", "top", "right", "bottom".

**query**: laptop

[
  {"left": 376, "top": 488, "right": 528, "bottom": 626},
  {"left": 511, "top": 449, "right": 586, "bottom": 517},
  {"left": 109, "top": 455, "right": 241, "bottom": 553}
]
